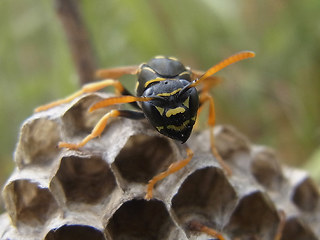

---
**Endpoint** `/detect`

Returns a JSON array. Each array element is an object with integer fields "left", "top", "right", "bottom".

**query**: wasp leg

[
  {"left": 95, "top": 66, "right": 142, "bottom": 110},
  {"left": 34, "top": 79, "right": 132, "bottom": 112},
  {"left": 89, "top": 95, "right": 152, "bottom": 112},
  {"left": 193, "top": 76, "right": 222, "bottom": 130},
  {"left": 59, "top": 109, "right": 145, "bottom": 149},
  {"left": 95, "top": 65, "right": 139, "bottom": 79},
  {"left": 188, "top": 220, "right": 226, "bottom": 240},
  {"left": 145, "top": 147, "right": 193, "bottom": 200},
  {"left": 274, "top": 210, "right": 286, "bottom": 240},
  {"left": 199, "top": 92, "right": 232, "bottom": 176}
]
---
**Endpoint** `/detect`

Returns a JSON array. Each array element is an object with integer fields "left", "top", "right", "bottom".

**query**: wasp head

[{"left": 141, "top": 80, "right": 199, "bottom": 143}]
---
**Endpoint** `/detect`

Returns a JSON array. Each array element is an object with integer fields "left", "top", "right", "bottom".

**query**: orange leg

[
  {"left": 89, "top": 95, "right": 152, "bottom": 112},
  {"left": 34, "top": 79, "right": 126, "bottom": 112},
  {"left": 274, "top": 210, "right": 286, "bottom": 240},
  {"left": 58, "top": 109, "right": 145, "bottom": 149},
  {"left": 145, "top": 147, "right": 194, "bottom": 200},
  {"left": 193, "top": 75, "right": 222, "bottom": 129},
  {"left": 199, "top": 92, "right": 232, "bottom": 176},
  {"left": 188, "top": 220, "right": 226, "bottom": 240},
  {"left": 57, "top": 95, "right": 151, "bottom": 149},
  {"left": 95, "top": 65, "right": 138, "bottom": 79},
  {"left": 58, "top": 109, "right": 121, "bottom": 149}
]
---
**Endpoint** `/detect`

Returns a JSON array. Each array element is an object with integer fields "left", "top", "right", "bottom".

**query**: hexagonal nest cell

[
  {"left": 172, "top": 167, "right": 237, "bottom": 233},
  {"left": 15, "top": 117, "right": 61, "bottom": 168},
  {"left": 45, "top": 225, "right": 105, "bottom": 240},
  {"left": 3, "top": 179, "right": 58, "bottom": 226},
  {"left": 106, "top": 199, "right": 182, "bottom": 240},
  {"left": 250, "top": 146, "right": 285, "bottom": 190},
  {"left": 291, "top": 177, "right": 320, "bottom": 212},
  {"left": 114, "top": 134, "right": 176, "bottom": 183},
  {"left": 226, "top": 191, "right": 280, "bottom": 239},
  {"left": 1, "top": 93, "right": 319, "bottom": 240},
  {"left": 53, "top": 154, "right": 116, "bottom": 205},
  {"left": 60, "top": 93, "right": 116, "bottom": 139}
]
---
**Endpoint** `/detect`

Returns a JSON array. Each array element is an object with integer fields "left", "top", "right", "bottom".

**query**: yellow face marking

[
  {"left": 156, "top": 126, "right": 164, "bottom": 131},
  {"left": 144, "top": 78, "right": 166, "bottom": 88},
  {"left": 155, "top": 106, "right": 165, "bottom": 115},
  {"left": 183, "top": 97, "right": 189, "bottom": 108},
  {"left": 167, "top": 120, "right": 190, "bottom": 131},
  {"left": 157, "top": 88, "right": 182, "bottom": 97},
  {"left": 165, "top": 107, "right": 185, "bottom": 117}
]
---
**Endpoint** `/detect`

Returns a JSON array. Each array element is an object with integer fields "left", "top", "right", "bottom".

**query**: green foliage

[{"left": 1, "top": 0, "right": 319, "bottom": 191}]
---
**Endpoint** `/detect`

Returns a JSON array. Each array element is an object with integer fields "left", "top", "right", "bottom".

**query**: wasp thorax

[{"left": 141, "top": 80, "right": 199, "bottom": 143}]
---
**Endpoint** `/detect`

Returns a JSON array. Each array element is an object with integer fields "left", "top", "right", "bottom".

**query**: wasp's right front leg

[{"left": 59, "top": 109, "right": 145, "bottom": 149}]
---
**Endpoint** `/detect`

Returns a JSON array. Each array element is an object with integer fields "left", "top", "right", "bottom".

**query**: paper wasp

[{"left": 35, "top": 51, "right": 255, "bottom": 200}]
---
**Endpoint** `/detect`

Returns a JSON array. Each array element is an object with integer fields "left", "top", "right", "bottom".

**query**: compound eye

[
  {"left": 184, "top": 87, "right": 199, "bottom": 113},
  {"left": 179, "top": 87, "right": 193, "bottom": 102},
  {"left": 143, "top": 87, "right": 154, "bottom": 97},
  {"left": 179, "top": 79, "right": 190, "bottom": 86},
  {"left": 141, "top": 101, "right": 165, "bottom": 127}
]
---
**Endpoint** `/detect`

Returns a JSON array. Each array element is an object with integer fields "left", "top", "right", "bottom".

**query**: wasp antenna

[
  {"left": 191, "top": 51, "right": 255, "bottom": 87},
  {"left": 177, "top": 82, "right": 194, "bottom": 97}
]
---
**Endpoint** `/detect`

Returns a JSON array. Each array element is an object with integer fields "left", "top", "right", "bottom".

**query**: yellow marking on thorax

[
  {"left": 144, "top": 78, "right": 166, "bottom": 88},
  {"left": 157, "top": 88, "right": 182, "bottom": 97},
  {"left": 166, "top": 107, "right": 185, "bottom": 117},
  {"left": 167, "top": 120, "right": 190, "bottom": 131},
  {"left": 154, "top": 56, "right": 179, "bottom": 62},
  {"left": 154, "top": 55, "right": 166, "bottom": 59},
  {"left": 142, "top": 66, "right": 156, "bottom": 73},
  {"left": 179, "top": 71, "right": 190, "bottom": 76},
  {"left": 135, "top": 81, "right": 140, "bottom": 92},
  {"left": 155, "top": 106, "right": 165, "bottom": 115},
  {"left": 168, "top": 56, "right": 179, "bottom": 61}
]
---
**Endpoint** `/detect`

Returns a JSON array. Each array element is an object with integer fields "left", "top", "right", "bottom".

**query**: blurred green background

[{"left": 1, "top": 0, "right": 320, "bottom": 199}]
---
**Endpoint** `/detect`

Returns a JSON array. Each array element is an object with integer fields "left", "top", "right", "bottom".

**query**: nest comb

[{"left": 0, "top": 92, "right": 319, "bottom": 240}]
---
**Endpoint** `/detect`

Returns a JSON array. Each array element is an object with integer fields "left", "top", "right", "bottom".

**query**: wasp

[{"left": 35, "top": 51, "right": 255, "bottom": 200}]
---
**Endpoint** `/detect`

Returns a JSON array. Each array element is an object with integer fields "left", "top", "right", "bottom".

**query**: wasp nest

[{"left": 1, "top": 92, "right": 319, "bottom": 240}]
